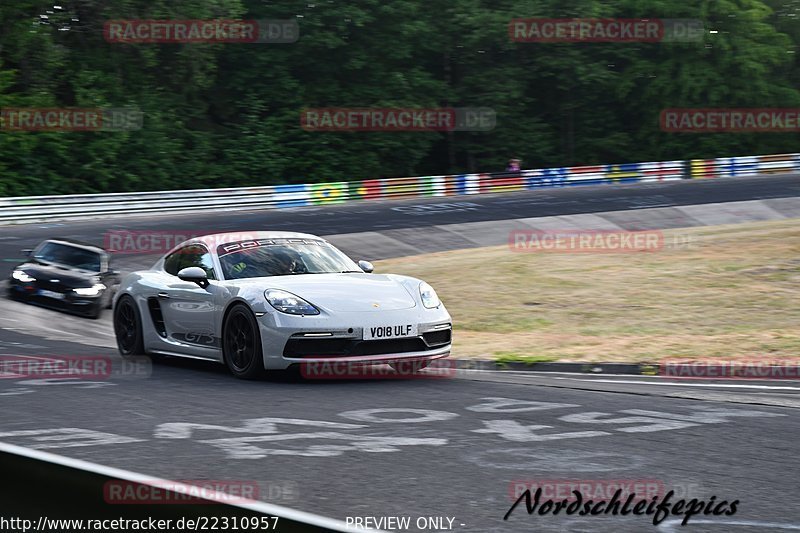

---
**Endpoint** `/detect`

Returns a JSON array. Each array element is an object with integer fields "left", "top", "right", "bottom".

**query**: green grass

[{"left": 493, "top": 352, "right": 558, "bottom": 366}]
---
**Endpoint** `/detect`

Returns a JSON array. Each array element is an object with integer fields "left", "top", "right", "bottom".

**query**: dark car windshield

[
  {"left": 217, "top": 239, "right": 360, "bottom": 280},
  {"left": 33, "top": 241, "right": 102, "bottom": 272}
]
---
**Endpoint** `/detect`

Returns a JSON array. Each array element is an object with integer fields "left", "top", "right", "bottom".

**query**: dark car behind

[{"left": 8, "top": 239, "right": 120, "bottom": 319}]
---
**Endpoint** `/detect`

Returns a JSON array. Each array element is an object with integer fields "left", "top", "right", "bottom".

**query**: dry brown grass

[{"left": 376, "top": 219, "right": 800, "bottom": 362}]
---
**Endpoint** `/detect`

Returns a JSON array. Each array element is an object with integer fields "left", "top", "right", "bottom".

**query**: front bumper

[
  {"left": 8, "top": 281, "right": 104, "bottom": 317},
  {"left": 256, "top": 306, "right": 452, "bottom": 370}
]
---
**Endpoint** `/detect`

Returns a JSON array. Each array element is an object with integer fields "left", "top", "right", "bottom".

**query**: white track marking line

[
  {"left": 457, "top": 369, "right": 800, "bottom": 389},
  {"left": 659, "top": 518, "right": 800, "bottom": 531},
  {"left": 486, "top": 370, "right": 797, "bottom": 380},
  {"left": 0, "top": 321, "right": 116, "bottom": 343},
  {"left": 0, "top": 354, "right": 57, "bottom": 360},
  {"left": 0, "top": 355, "right": 66, "bottom": 379},
  {"left": 551, "top": 377, "right": 800, "bottom": 391}
]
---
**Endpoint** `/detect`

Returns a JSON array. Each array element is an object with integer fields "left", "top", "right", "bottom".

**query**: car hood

[
  {"left": 231, "top": 273, "right": 418, "bottom": 312},
  {"left": 14, "top": 262, "right": 98, "bottom": 288}
]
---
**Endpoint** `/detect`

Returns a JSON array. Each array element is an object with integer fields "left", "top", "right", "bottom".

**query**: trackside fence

[{"left": 0, "top": 153, "right": 797, "bottom": 224}]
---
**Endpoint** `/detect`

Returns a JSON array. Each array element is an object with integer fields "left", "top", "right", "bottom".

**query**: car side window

[
  {"left": 164, "top": 250, "right": 183, "bottom": 276},
  {"left": 166, "top": 244, "right": 216, "bottom": 280}
]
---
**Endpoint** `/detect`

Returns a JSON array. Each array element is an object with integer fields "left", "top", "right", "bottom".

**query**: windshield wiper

[{"left": 340, "top": 270, "right": 363, "bottom": 273}]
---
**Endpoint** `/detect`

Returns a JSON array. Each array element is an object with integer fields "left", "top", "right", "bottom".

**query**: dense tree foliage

[{"left": 1, "top": 0, "right": 798, "bottom": 195}]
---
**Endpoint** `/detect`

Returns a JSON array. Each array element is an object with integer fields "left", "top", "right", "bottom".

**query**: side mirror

[
  {"left": 21, "top": 249, "right": 33, "bottom": 257},
  {"left": 178, "top": 266, "right": 209, "bottom": 288},
  {"left": 358, "top": 260, "right": 374, "bottom": 273}
]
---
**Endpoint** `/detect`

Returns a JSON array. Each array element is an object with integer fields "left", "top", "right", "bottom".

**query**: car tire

[
  {"left": 222, "top": 304, "right": 265, "bottom": 380},
  {"left": 390, "top": 359, "right": 430, "bottom": 375},
  {"left": 114, "top": 295, "right": 145, "bottom": 356}
]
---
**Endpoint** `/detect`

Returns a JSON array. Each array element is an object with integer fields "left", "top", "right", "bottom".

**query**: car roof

[{"left": 42, "top": 238, "right": 107, "bottom": 254}]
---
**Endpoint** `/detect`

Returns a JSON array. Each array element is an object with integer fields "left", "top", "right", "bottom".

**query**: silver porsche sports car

[{"left": 112, "top": 232, "right": 452, "bottom": 379}]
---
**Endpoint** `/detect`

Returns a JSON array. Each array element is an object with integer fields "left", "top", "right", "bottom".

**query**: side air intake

[{"left": 147, "top": 297, "right": 167, "bottom": 338}]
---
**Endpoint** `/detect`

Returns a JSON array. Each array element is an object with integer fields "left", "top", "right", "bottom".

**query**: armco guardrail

[
  {"left": 0, "top": 441, "right": 365, "bottom": 532},
  {"left": 1, "top": 152, "right": 797, "bottom": 224}
]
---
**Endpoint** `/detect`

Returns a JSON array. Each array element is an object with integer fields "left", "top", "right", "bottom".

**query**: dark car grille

[
  {"left": 283, "top": 334, "right": 450, "bottom": 359},
  {"left": 32, "top": 279, "right": 68, "bottom": 293}
]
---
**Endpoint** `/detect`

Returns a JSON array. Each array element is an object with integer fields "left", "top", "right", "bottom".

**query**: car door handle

[{"left": 157, "top": 292, "right": 171, "bottom": 299}]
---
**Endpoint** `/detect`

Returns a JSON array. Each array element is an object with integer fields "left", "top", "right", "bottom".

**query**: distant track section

[{"left": 1, "top": 152, "right": 797, "bottom": 224}]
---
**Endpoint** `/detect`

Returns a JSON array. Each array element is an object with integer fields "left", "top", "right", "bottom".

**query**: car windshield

[
  {"left": 33, "top": 241, "right": 102, "bottom": 272},
  {"left": 217, "top": 239, "right": 361, "bottom": 280}
]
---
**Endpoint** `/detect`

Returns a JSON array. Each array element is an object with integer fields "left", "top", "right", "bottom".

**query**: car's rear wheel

[
  {"left": 114, "top": 295, "right": 145, "bottom": 356},
  {"left": 390, "top": 359, "right": 430, "bottom": 375},
  {"left": 223, "top": 304, "right": 265, "bottom": 380}
]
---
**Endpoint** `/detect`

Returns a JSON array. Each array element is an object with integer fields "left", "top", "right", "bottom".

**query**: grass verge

[{"left": 375, "top": 219, "right": 800, "bottom": 362}]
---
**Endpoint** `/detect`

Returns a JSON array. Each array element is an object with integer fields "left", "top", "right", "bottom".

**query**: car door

[{"left": 159, "top": 244, "right": 223, "bottom": 358}]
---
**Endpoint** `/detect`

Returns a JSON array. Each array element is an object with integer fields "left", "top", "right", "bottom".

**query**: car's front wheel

[
  {"left": 223, "top": 304, "right": 265, "bottom": 380},
  {"left": 114, "top": 295, "right": 145, "bottom": 356}
]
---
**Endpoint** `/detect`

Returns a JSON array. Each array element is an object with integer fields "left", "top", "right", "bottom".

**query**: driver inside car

[
  {"left": 272, "top": 249, "right": 307, "bottom": 275},
  {"left": 222, "top": 247, "right": 308, "bottom": 279}
]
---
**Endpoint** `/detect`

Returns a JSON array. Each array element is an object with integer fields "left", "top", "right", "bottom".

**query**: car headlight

[
  {"left": 264, "top": 289, "right": 320, "bottom": 315},
  {"left": 419, "top": 281, "right": 440, "bottom": 309},
  {"left": 73, "top": 284, "right": 105, "bottom": 297},
  {"left": 12, "top": 270, "right": 35, "bottom": 283}
]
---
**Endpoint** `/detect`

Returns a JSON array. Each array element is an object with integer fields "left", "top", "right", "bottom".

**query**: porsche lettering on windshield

[{"left": 218, "top": 238, "right": 323, "bottom": 257}]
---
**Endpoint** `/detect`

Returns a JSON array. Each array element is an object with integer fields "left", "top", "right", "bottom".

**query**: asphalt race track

[
  {"left": 1, "top": 174, "right": 799, "bottom": 532},
  {"left": 2, "top": 172, "right": 799, "bottom": 274},
  {"left": 1, "top": 339, "right": 798, "bottom": 533}
]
